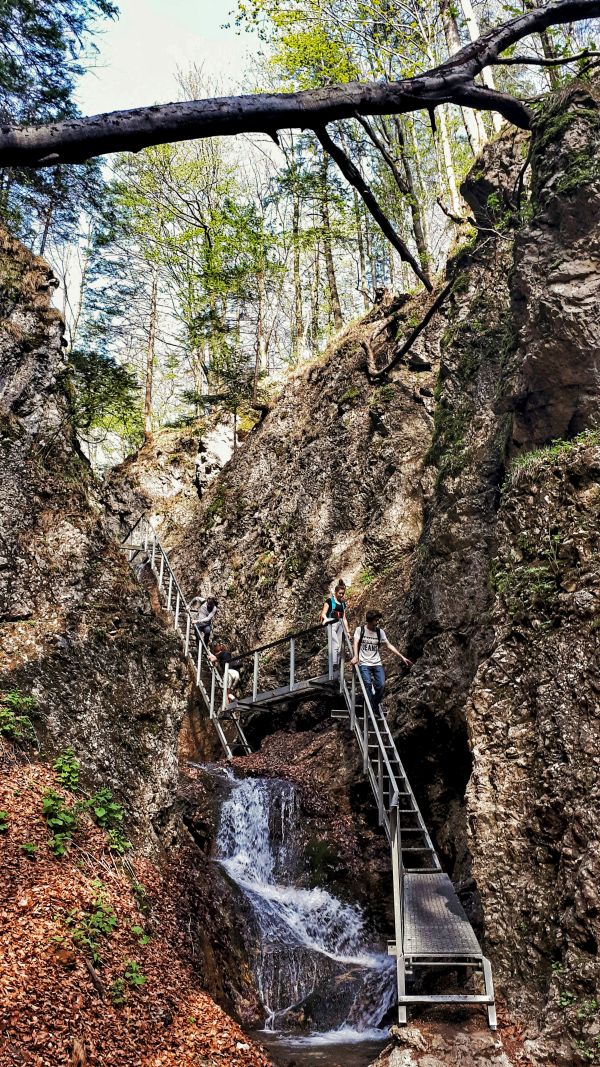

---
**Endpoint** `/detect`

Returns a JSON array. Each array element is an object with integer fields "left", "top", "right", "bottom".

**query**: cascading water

[{"left": 214, "top": 770, "right": 395, "bottom": 1041}]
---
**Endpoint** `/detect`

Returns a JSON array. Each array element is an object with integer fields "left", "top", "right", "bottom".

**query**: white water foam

[{"left": 215, "top": 774, "right": 395, "bottom": 1034}]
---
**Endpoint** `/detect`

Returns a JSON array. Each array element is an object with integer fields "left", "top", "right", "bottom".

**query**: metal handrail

[
  {"left": 234, "top": 618, "right": 337, "bottom": 661},
  {"left": 122, "top": 515, "right": 250, "bottom": 758}
]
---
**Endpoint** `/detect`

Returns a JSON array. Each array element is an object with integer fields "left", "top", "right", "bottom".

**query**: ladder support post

[
  {"left": 339, "top": 644, "right": 345, "bottom": 694},
  {"left": 210, "top": 667, "right": 216, "bottom": 720},
  {"left": 482, "top": 957, "right": 497, "bottom": 1030},
  {"left": 150, "top": 538, "right": 157, "bottom": 569},
  {"left": 350, "top": 672, "right": 356, "bottom": 732},
  {"left": 327, "top": 624, "right": 333, "bottom": 680},
  {"left": 390, "top": 806, "right": 406, "bottom": 1024},
  {"left": 253, "top": 651, "right": 259, "bottom": 701},
  {"left": 184, "top": 612, "right": 191, "bottom": 657},
  {"left": 222, "top": 665, "right": 229, "bottom": 712},
  {"left": 363, "top": 698, "right": 368, "bottom": 774},
  {"left": 196, "top": 637, "right": 202, "bottom": 686},
  {"left": 174, "top": 590, "right": 180, "bottom": 630},
  {"left": 289, "top": 638, "right": 295, "bottom": 691},
  {"left": 158, "top": 553, "right": 165, "bottom": 589},
  {"left": 167, "top": 573, "right": 173, "bottom": 611},
  {"left": 377, "top": 751, "right": 384, "bottom": 826}
]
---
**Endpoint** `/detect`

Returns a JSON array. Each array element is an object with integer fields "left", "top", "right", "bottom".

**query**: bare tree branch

[
  {"left": 369, "top": 279, "right": 455, "bottom": 380},
  {"left": 495, "top": 47, "right": 600, "bottom": 65},
  {"left": 314, "top": 125, "right": 433, "bottom": 290},
  {"left": 0, "top": 1, "right": 597, "bottom": 168}
]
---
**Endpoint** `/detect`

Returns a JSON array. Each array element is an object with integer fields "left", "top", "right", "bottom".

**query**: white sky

[{"left": 76, "top": 0, "right": 259, "bottom": 115}]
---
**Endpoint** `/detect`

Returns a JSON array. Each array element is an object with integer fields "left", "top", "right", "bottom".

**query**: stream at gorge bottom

[
  {"left": 211, "top": 768, "right": 394, "bottom": 1065},
  {"left": 251, "top": 1029, "right": 388, "bottom": 1067}
]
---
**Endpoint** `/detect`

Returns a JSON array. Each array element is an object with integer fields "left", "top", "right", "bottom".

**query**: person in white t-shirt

[{"left": 351, "top": 609, "right": 412, "bottom": 714}]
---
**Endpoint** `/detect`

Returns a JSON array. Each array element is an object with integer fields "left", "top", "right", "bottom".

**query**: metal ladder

[
  {"left": 120, "top": 515, "right": 251, "bottom": 759},
  {"left": 335, "top": 633, "right": 496, "bottom": 1028}
]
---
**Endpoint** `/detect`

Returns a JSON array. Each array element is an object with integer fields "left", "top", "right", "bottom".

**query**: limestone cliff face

[
  {"left": 0, "top": 228, "right": 188, "bottom": 848},
  {"left": 111, "top": 81, "right": 600, "bottom": 1062}
]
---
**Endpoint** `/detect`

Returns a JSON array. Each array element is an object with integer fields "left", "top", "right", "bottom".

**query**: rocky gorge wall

[{"left": 108, "top": 81, "right": 600, "bottom": 1064}]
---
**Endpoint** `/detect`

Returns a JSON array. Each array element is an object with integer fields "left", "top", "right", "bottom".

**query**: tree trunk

[
  {"left": 254, "top": 267, "right": 267, "bottom": 402},
  {"left": 310, "top": 241, "right": 321, "bottom": 353},
  {"left": 523, "top": 0, "right": 561, "bottom": 88},
  {"left": 144, "top": 271, "right": 158, "bottom": 440},
  {"left": 439, "top": 0, "right": 488, "bottom": 152},
  {"left": 436, "top": 107, "right": 462, "bottom": 218},
  {"left": 391, "top": 116, "right": 432, "bottom": 283},
  {"left": 319, "top": 153, "right": 343, "bottom": 331},
  {"left": 459, "top": 0, "right": 504, "bottom": 132},
  {"left": 292, "top": 190, "right": 303, "bottom": 362},
  {"left": 352, "top": 189, "right": 370, "bottom": 309}
]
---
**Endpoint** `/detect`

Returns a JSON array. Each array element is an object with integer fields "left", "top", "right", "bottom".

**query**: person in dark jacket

[{"left": 208, "top": 643, "right": 240, "bottom": 704}]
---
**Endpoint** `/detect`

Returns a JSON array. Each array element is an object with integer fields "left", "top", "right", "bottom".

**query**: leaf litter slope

[{"left": 0, "top": 741, "right": 272, "bottom": 1067}]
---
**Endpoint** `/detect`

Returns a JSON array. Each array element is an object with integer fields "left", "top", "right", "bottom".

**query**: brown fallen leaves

[{"left": 0, "top": 741, "right": 272, "bottom": 1067}]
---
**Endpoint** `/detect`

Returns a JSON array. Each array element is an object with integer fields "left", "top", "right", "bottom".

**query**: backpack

[
  {"left": 325, "top": 596, "right": 345, "bottom": 621},
  {"left": 358, "top": 625, "right": 381, "bottom": 654}
]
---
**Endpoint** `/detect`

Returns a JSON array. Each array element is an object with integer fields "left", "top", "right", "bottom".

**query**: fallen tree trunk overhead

[{"left": 0, "top": 0, "right": 598, "bottom": 168}]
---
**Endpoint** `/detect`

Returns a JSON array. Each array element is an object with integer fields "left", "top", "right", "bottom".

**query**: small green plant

[
  {"left": 0, "top": 690, "right": 36, "bottom": 743},
  {"left": 0, "top": 810, "right": 8, "bottom": 833},
  {"left": 338, "top": 384, "right": 361, "bottom": 407},
  {"left": 42, "top": 789, "right": 80, "bottom": 856},
  {"left": 110, "top": 978, "right": 126, "bottom": 1006},
  {"left": 106, "top": 828, "right": 132, "bottom": 855},
  {"left": 124, "top": 960, "right": 146, "bottom": 987},
  {"left": 356, "top": 565, "right": 376, "bottom": 587},
  {"left": 131, "top": 924, "right": 151, "bottom": 947},
  {"left": 87, "top": 787, "right": 125, "bottom": 831},
  {"left": 20, "top": 842, "right": 37, "bottom": 857},
  {"left": 577, "top": 998, "right": 598, "bottom": 1020},
  {"left": 53, "top": 748, "right": 80, "bottom": 792},
  {"left": 558, "top": 990, "right": 577, "bottom": 1008},
  {"left": 131, "top": 879, "right": 149, "bottom": 914},
  {"left": 64, "top": 880, "right": 118, "bottom": 964}
]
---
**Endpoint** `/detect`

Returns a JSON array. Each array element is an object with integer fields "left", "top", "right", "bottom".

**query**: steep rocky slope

[
  {"left": 0, "top": 229, "right": 273, "bottom": 1064},
  {"left": 108, "top": 81, "right": 600, "bottom": 1064},
  {"left": 0, "top": 227, "right": 189, "bottom": 845}
]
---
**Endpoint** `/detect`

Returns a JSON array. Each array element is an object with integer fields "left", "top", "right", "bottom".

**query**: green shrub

[
  {"left": 124, "top": 960, "right": 146, "bottom": 987},
  {"left": 64, "top": 880, "right": 118, "bottom": 964},
  {"left": 53, "top": 748, "right": 80, "bottom": 792},
  {"left": 87, "top": 787, "right": 125, "bottom": 830},
  {"left": 0, "top": 690, "right": 36, "bottom": 743},
  {"left": 42, "top": 789, "right": 80, "bottom": 856},
  {"left": 20, "top": 842, "right": 37, "bottom": 858},
  {"left": 0, "top": 810, "right": 8, "bottom": 833}
]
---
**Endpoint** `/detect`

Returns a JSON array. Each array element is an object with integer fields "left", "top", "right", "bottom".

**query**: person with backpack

[
  {"left": 351, "top": 609, "right": 412, "bottom": 714},
  {"left": 189, "top": 595, "right": 218, "bottom": 645},
  {"left": 320, "top": 580, "right": 351, "bottom": 669}
]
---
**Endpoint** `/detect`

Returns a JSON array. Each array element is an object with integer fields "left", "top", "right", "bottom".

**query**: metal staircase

[
  {"left": 121, "top": 515, "right": 251, "bottom": 758},
  {"left": 120, "top": 515, "right": 496, "bottom": 1029}
]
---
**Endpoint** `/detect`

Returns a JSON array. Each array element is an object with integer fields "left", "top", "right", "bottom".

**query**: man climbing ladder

[{"left": 351, "top": 609, "right": 412, "bottom": 713}]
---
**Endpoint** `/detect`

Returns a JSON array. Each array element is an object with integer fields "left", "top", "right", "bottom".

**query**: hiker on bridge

[
  {"left": 351, "top": 609, "right": 412, "bottom": 714},
  {"left": 320, "top": 580, "right": 350, "bottom": 669},
  {"left": 189, "top": 595, "right": 218, "bottom": 645},
  {"left": 208, "top": 643, "right": 240, "bottom": 705}
]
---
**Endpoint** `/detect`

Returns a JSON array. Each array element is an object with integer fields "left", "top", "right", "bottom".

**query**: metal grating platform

[{"left": 403, "top": 873, "right": 482, "bottom": 957}]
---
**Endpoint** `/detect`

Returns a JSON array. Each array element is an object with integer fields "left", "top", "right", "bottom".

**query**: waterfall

[{"left": 215, "top": 772, "right": 395, "bottom": 1035}]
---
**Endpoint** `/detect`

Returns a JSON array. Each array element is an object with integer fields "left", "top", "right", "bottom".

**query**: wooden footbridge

[{"left": 122, "top": 515, "right": 496, "bottom": 1030}]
